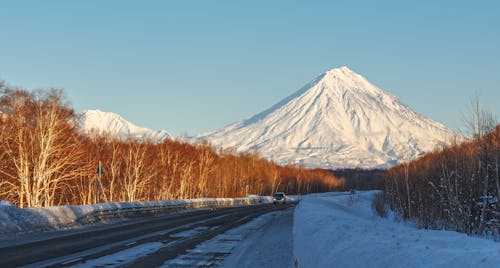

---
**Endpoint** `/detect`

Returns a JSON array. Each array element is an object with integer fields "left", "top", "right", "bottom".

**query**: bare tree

[
  {"left": 0, "top": 89, "right": 89, "bottom": 207},
  {"left": 0, "top": 85, "right": 343, "bottom": 206},
  {"left": 464, "top": 94, "right": 497, "bottom": 140},
  {"left": 121, "top": 141, "right": 156, "bottom": 202}
]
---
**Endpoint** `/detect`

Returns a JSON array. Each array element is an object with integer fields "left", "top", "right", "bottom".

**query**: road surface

[{"left": 0, "top": 203, "right": 294, "bottom": 267}]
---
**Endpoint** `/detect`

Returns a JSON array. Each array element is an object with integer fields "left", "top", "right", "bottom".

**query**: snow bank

[
  {"left": 294, "top": 191, "right": 500, "bottom": 268},
  {"left": 0, "top": 196, "right": 273, "bottom": 238},
  {"left": 0, "top": 200, "right": 12, "bottom": 206}
]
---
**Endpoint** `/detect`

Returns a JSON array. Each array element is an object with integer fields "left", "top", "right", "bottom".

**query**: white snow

[
  {"left": 0, "top": 196, "right": 273, "bottom": 238},
  {"left": 0, "top": 200, "right": 12, "bottom": 206},
  {"left": 293, "top": 191, "right": 500, "bottom": 267},
  {"left": 172, "top": 191, "right": 499, "bottom": 268},
  {"left": 4, "top": 193, "right": 498, "bottom": 267},
  {"left": 80, "top": 109, "right": 172, "bottom": 141},
  {"left": 197, "top": 67, "right": 457, "bottom": 169}
]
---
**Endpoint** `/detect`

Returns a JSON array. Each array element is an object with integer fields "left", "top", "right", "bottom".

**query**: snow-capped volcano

[
  {"left": 80, "top": 109, "right": 171, "bottom": 141},
  {"left": 197, "top": 66, "right": 456, "bottom": 169}
]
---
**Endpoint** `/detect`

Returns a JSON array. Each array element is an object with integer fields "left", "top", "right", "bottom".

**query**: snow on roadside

[
  {"left": 0, "top": 201, "right": 12, "bottom": 206},
  {"left": 293, "top": 191, "right": 500, "bottom": 268},
  {"left": 0, "top": 196, "right": 273, "bottom": 239},
  {"left": 217, "top": 208, "right": 294, "bottom": 268},
  {"left": 160, "top": 208, "right": 294, "bottom": 268}
]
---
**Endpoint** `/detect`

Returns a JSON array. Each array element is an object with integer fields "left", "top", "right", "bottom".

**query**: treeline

[
  {"left": 0, "top": 84, "right": 344, "bottom": 208},
  {"left": 331, "top": 169, "right": 384, "bottom": 190},
  {"left": 384, "top": 126, "right": 499, "bottom": 236}
]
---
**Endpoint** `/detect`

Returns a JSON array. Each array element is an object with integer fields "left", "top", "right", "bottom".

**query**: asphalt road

[
  {"left": 218, "top": 206, "right": 295, "bottom": 268},
  {"left": 0, "top": 203, "right": 294, "bottom": 267}
]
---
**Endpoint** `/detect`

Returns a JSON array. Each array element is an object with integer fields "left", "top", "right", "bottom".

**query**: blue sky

[{"left": 1, "top": 0, "right": 499, "bottom": 137}]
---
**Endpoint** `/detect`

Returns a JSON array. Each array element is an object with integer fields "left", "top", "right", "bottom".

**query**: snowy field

[
  {"left": 176, "top": 191, "right": 500, "bottom": 268},
  {"left": 293, "top": 191, "right": 500, "bottom": 268}
]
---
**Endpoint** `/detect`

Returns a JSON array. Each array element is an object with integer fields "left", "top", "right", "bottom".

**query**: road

[
  {"left": 218, "top": 206, "right": 295, "bottom": 268},
  {"left": 0, "top": 203, "right": 295, "bottom": 267},
  {"left": 159, "top": 206, "right": 295, "bottom": 268}
]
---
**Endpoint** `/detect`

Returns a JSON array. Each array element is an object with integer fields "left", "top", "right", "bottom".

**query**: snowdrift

[
  {"left": 294, "top": 191, "right": 500, "bottom": 267},
  {"left": 0, "top": 196, "right": 273, "bottom": 238}
]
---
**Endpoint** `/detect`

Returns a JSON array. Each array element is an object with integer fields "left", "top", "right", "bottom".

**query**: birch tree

[{"left": 0, "top": 88, "right": 89, "bottom": 207}]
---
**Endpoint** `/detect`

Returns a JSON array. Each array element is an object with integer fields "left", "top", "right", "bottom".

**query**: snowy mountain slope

[
  {"left": 80, "top": 109, "right": 172, "bottom": 141},
  {"left": 197, "top": 67, "right": 456, "bottom": 169}
]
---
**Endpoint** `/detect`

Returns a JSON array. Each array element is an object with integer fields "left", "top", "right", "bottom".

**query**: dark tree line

[
  {"left": 331, "top": 169, "right": 384, "bottom": 190},
  {"left": 384, "top": 126, "right": 499, "bottom": 236}
]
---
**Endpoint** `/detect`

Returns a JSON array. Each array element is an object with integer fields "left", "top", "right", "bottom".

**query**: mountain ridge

[
  {"left": 80, "top": 109, "right": 172, "bottom": 142},
  {"left": 197, "top": 66, "right": 456, "bottom": 169}
]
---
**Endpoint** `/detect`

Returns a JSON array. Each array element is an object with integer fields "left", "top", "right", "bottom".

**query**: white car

[{"left": 273, "top": 192, "right": 286, "bottom": 204}]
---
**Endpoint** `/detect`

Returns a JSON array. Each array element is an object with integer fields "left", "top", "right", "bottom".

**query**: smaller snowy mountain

[{"left": 80, "top": 109, "right": 172, "bottom": 141}]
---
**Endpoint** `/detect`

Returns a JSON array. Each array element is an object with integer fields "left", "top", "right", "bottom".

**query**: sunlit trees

[
  {"left": 0, "top": 87, "right": 90, "bottom": 207},
  {"left": 0, "top": 85, "right": 344, "bottom": 207},
  {"left": 382, "top": 96, "right": 499, "bottom": 236},
  {"left": 384, "top": 126, "right": 500, "bottom": 235}
]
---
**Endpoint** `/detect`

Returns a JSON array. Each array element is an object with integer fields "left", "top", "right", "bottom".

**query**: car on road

[{"left": 273, "top": 192, "right": 286, "bottom": 204}]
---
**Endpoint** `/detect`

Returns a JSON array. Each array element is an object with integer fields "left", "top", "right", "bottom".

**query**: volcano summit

[{"left": 199, "top": 67, "right": 456, "bottom": 169}]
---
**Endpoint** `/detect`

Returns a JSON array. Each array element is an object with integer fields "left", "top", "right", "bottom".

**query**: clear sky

[{"left": 1, "top": 0, "right": 499, "bottom": 137}]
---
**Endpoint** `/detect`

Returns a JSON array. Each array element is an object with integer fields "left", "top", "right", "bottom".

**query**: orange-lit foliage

[
  {"left": 384, "top": 127, "right": 500, "bottom": 235},
  {"left": 0, "top": 85, "right": 344, "bottom": 207}
]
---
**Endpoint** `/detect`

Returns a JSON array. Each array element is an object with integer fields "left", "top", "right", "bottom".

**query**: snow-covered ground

[
  {"left": 2, "top": 192, "right": 498, "bottom": 267},
  {"left": 172, "top": 191, "right": 499, "bottom": 268},
  {"left": 294, "top": 191, "right": 500, "bottom": 268}
]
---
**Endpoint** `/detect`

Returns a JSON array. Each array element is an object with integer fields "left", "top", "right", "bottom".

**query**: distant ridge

[
  {"left": 80, "top": 109, "right": 172, "bottom": 142},
  {"left": 197, "top": 66, "right": 456, "bottom": 169}
]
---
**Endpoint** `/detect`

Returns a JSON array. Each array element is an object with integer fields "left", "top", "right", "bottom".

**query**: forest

[
  {"left": 332, "top": 168, "right": 384, "bottom": 190},
  {"left": 383, "top": 120, "right": 499, "bottom": 236},
  {"left": 0, "top": 83, "right": 344, "bottom": 208}
]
